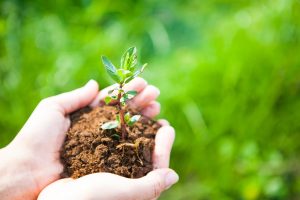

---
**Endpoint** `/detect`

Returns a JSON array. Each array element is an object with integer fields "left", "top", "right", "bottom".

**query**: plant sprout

[{"left": 101, "top": 47, "right": 147, "bottom": 140}]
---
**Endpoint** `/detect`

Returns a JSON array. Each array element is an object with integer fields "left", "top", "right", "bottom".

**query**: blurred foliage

[{"left": 1, "top": 0, "right": 300, "bottom": 199}]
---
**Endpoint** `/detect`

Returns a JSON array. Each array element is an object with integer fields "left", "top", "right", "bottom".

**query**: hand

[
  {"left": 38, "top": 78, "right": 178, "bottom": 200},
  {"left": 0, "top": 78, "right": 177, "bottom": 200}
]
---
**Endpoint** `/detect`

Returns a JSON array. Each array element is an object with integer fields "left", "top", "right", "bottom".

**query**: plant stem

[{"left": 117, "top": 83, "right": 127, "bottom": 140}]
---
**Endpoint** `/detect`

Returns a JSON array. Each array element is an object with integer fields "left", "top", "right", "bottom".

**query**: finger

[
  {"left": 157, "top": 119, "right": 170, "bottom": 126},
  {"left": 90, "top": 77, "right": 147, "bottom": 107},
  {"left": 141, "top": 101, "right": 160, "bottom": 118},
  {"left": 46, "top": 80, "right": 99, "bottom": 114},
  {"left": 89, "top": 83, "right": 118, "bottom": 107},
  {"left": 123, "top": 77, "right": 148, "bottom": 92},
  {"left": 128, "top": 85, "right": 160, "bottom": 109},
  {"left": 130, "top": 168, "right": 179, "bottom": 200},
  {"left": 153, "top": 126, "right": 175, "bottom": 169},
  {"left": 39, "top": 169, "right": 178, "bottom": 200}
]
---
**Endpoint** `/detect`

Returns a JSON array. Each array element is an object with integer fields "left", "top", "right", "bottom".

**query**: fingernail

[{"left": 165, "top": 171, "right": 179, "bottom": 189}]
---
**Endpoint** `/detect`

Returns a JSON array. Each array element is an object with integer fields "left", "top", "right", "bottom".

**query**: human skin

[{"left": 0, "top": 78, "right": 178, "bottom": 200}]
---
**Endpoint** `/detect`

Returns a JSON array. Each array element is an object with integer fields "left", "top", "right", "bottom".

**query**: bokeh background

[{"left": 1, "top": 0, "right": 300, "bottom": 199}]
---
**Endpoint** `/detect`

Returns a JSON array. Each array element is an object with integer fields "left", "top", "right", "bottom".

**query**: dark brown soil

[{"left": 60, "top": 105, "right": 160, "bottom": 179}]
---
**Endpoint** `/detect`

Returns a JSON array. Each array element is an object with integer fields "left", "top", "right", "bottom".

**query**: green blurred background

[{"left": 1, "top": 0, "right": 300, "bottom": 199}]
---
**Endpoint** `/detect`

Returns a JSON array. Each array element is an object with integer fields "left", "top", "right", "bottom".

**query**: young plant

[{"left": 100, "top": 47, "right": 147, "bottom": 140}]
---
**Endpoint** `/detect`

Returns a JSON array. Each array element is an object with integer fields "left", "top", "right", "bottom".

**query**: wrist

[{"left": 0, "top": 145, "right": 38, "bottom": 200}]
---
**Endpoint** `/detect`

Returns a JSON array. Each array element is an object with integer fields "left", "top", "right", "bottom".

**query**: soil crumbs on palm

[{"left": 60, "top": 105, "right": 160, "bottom": 179}]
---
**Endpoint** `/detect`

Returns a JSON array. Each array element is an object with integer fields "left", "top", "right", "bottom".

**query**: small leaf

[
  {"left": 138, "top": 63, "right": 147, "bottom": 74},
  {"left": 111, "top": 134, "right": 120, "bottom": 140},
  {"left": 126, "top": 90, "right": 137, "bottom": 96},
  {"left": 121, "top": 47, "right": 137, "bottom": 71},
  {"left": 124, "top": 90, "right": 137, "bottom": 100},
  {"left": 104, "top": 96, "right": 112, "bottom": 104},
  {"left": 120, "top": 96, "right": 126, "bottom": 103},
  {"left": 108, "top": 88, "right": 118, "bottom": 94},
  {"left": 124, "top": 76, "right": 135, "bottom": 83},
  {"left": 101, "top": 121, "right": 119, "bottom": 129},
  {"left": 129, "top": 63, "right": 147, "bottom": 82},
  {"left": 124, "top": 112, "right": 131, "bottom": 123},
  {"left": 140, "top": 63, "right": 147, "bottom": 72},
  {"left": 124, "top": 63, "right": 147, "bottom": 83},
  {"left": 116, "top": 115, "right": 120, "bottom": 123},
  {"left": 117, "top": 69, "right": 132, "bottom": 76},
  {"left": 117, "top": 69, "right": 133, "bottom": 82},
  {"left": 131, "top": 115, "right": 141, "bottom": 121},
  {"left": 120, "top": 92, "right": 134, "bottom": 103},
  {"left": 127, "top": 115, "right": 141, "bottom": 126},
  {"left": 121, "top": 52, "right": 129, "bottom": 69},
  {"left": 101, "top": 56, "right": 120, "bottom": 82},
  {"left": 108, "top": 89, "right": 114, "bottom": 94}
]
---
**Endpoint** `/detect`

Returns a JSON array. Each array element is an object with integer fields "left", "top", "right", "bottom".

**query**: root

[{"left": 116, "top": 141, "right": 143, "bottom": 165}]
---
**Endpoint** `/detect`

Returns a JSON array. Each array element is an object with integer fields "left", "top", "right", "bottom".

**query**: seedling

[{"left": 101, "top": 47, "right": 147, "bottom": 140}]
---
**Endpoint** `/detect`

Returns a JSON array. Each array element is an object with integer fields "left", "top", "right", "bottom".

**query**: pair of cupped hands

[{"left": 0, "top": 78, "right": 178, "bottom": 200}]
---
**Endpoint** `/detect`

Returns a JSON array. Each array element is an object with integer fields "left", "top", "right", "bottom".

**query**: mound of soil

[{"left": 60, "top": 105, "right": 160, "bottom": 179}]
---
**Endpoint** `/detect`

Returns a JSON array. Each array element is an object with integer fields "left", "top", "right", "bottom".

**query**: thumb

[
  {"left": 48, "top": 79, "right": 99, "bottom": 114},
  {"left": 12, "top": 80, "right": 99, "bottom": 148},
  {"left": 129, "top": 168, "right": 179, "bottom": 200}
]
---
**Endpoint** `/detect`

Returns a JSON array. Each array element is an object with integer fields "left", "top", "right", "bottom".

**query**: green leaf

[
  {"left": 124, "top": 63, "right": 147, "bottom": 84},
  {"left": 120, "top": 96, "right": 126, "bottom": 103},
  {"left": 111, "top": 95, "right": 118, "bottom": 100},
  {"left": 125, "top": 90, "right": 137, "bottom": 100},
  {"left": 108, "top": 87, "right": 119, "bottom": 94},
  {"left": 101, "top": 121, "right": 119, "bottom": 129},
  {"left": 111, "top": 134, "right": 120, "bottom": 140},
  {"left": 117, "top": 69, "right": 132, "bottom": 77},
  {"left": 134, "top": 63, "right": 147, "bottom": 77},
  {"left": 141, "top": 63, "right": 147, "bottom": 72},
  {"left": 121, "top": 51, "right": 129, "bottom": 69},
  {"left": 120, "top": 47, "right": 137, "bottom": 71},
  {"left": 120, "top": 92, "right": 135, "bottom": 103},
  {"left": 127, "top": 115, "right": 141, "bottom": 126},
  {"left": 124, "top": 112, "right": 131, "bottom": 123},
  {"left": 101, "top": 56, "right": 120, "bottom": 82},
  {"left": 116, "top": 115, "right": 120, "bottom": 123},
  {"left": 124, "top": 76, "right": 135, "bottom": 83},
  {"left": 104, "top": 96, "right": 112, "bottom": 104},
  {"left": 123, "top": 62, "right": 147, "bottom": 83},
  {"left": 117, "top": 69, "right": 133, "bottom": 82},
  {"left": 126, "top": 90, "right": 137, "bottom": 96}
]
